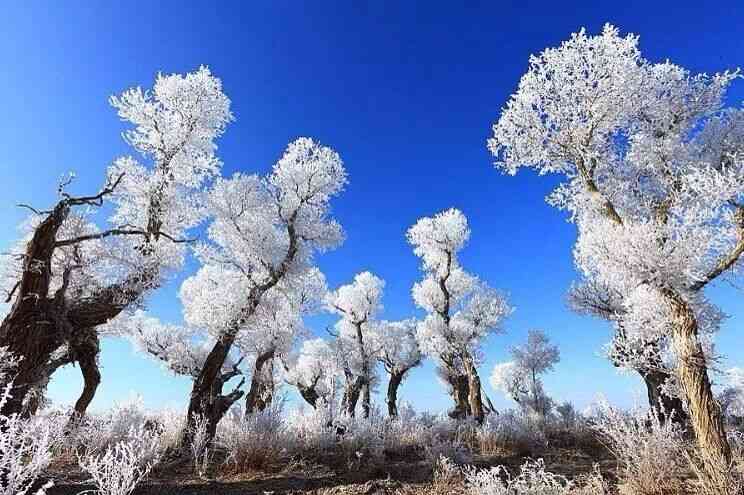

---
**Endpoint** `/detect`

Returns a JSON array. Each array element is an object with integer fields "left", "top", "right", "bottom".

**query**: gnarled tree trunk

[
  {"left": 341, "top": 374, "right": 364, "bottom": 417},
  {"left": 666, "top": 289, "right": 731, "bottom": 475}
]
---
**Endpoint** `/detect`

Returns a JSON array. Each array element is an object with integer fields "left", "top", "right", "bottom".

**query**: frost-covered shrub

[
  {"left": 591, "top": 400, "right": 686, "bottom": 495},
  {"left": 0, "top": 350, "right": 61, "bottom": 495},
  {"left": 0, "top": 413, "right": 61, "bottom": 495},
  {"left": 188, "top": 413, "right": 213, "bottom": 478},
  {"left": 464, "top": 458, "right": 608, "bottom": 495},
  {"left": 474, "top": 411, "right": 547, "bottom": 456},
  {"left": 77, "top": 396, "right": 149, "bottom": 456},
  {"left": 217, "top": 401, "right": 291, "bottom": 471},
  {"left": 78, "top": 426, "right": 162, "bottom": 495},
  {"left": 287, "top": 404, "right": 338, "bottom": 454}
]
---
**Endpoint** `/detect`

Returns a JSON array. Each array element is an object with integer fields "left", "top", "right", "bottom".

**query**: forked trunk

[
  {"left": 297, "top": 384, "right": 320, "bottom": 409},
  {"left": 665, "top": 289, "right": 731, "bottom": 474},
  {"left": 180, "top": 333, "right": 243, "bottom": 447}
]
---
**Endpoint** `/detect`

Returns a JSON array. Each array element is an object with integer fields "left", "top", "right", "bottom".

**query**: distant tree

[
  {"left": 0, "top": 67, "right": 231, "bottom": 418},
  {"left": 490, "top": 24, "right": 744, "bottom": 468},
  {"left": 376, "top": 318, "right": 422, "bottom": 417},
  {"left": 236, "top": 268, "right": 326, "bottom": 415},
  {"left": 491, "top": 329, "right": 559, "bottom": 418},
  {"left": 284, "top": 338, "right": 339, "bottom": 409},
  {"left": 326, "top": 271, "right": 385, "bottom": 418},
  {"left": 177, "top": 137, "right": 347, "bottom": 445},
  {"left": 408, "top": 208, "right": 511, "bottom": 422}
]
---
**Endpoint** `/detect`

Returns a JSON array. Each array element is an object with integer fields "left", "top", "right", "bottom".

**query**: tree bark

[
  {"left": 447, "top": 372, "right": 470, "bottom": 419},
  {"left": 361, "top": 381, "right": 371, "bottom": 419},
  {"left": 665, "top": 289, "right": 731, "bottom": 474},
  {"left": 642, "top": 369, "right": 689, "bottom": 426},
  {"left": 245, "top": 350, "right": 274, "bottom": 415},
  {"left": 72, "top": 331, "right": 102, "bottom": 419},
  {"left": 463, "top": 355, "right": 485, "bottom": 423},
  {"left": 341, "top": 375, "right": 364, "bottom": 417},
  {"left": 387, "top": 371, "right": 404, "bottom": 417},
  {"left": 0, "top": 203, "right": 71, "bottom": 417},
  {"left": 180, "top": 333, "right": 244, "bottom": 447}
]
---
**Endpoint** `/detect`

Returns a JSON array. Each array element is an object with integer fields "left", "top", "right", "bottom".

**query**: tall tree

[
  {"left": 490, "top": 24, "right": 744, "bottom": 470},
  {"left": 0, "top": 67, "right": 231, "bottom": 417},
  {"left": 408, "top": 208, "right": 511, "bottom": 422},
  {"left": 376, "top": 319, "right": 422, "bottom": 417},
  {"left": 178, "top": 137, "right": 347, "bottom": 445},
  {"left": 326, "top": 271, "right": 384, "bottom": 418}
]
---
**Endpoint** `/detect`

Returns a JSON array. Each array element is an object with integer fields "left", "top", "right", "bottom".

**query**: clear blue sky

[{"left": 2, "top": 1, "right": 744, "bottom": 414}]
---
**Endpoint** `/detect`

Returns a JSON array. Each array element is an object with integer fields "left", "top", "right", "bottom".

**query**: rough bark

[
  {"left": 180, "top": 333, "right": 245, "bottom": 447},
  {"left": 386, "top": 371, "right": 404, "bottom": 418},
  {"left": 463, "top": 355, "right": 485, "bottom": 423},
  {"left": 0, "top": 202, "right": 72, "bottom": 417},
  {"left": 447, "top": 372, "right": 470, "bottom": 419},
  {"left": 245, "top": 350, "right": 275, "bottom": 415},
  {"left": 665, "top": 289, "right": 731, "bottom": 473}
]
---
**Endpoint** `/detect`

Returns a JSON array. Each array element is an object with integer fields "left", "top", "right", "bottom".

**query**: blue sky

[{"left": 2, "top": 1, "right": 744, "bottom": 414}]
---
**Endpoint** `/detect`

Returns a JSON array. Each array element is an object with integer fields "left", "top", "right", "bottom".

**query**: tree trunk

[
  {"left": 642, "top": 369, "right": 689, "bottom": 426},
  {"left": 387, "top": 371, "right": 404, "bottom": 418},
  {"left": 72, "top": 332, "right": 102, "bottom": 419},
  {"left": 361, "top": 381, "right": 371, "bottom": 418},
  {"left": 297, "top": 384, "right": 320, "bottom": 409},
  {"left": 244, "top": 350, "right": 274, "bottom": 415},
  {"left": 180, "top": 333, "right": 243, "bottom": 447},
  {"left": 342, "top": 375, "right": 364, "bottom": 417},
  {"left": 463, "top": 355, "right": 485, "bottom": 423},
  {"left": 447, "top": 372, "right": 470, "bottom": 419},
  {"left": 665, "top": 289, "right": 731, "bottom": 474},
  {"left": 0, "top": 203, "right": 71, "bottom": 417}
]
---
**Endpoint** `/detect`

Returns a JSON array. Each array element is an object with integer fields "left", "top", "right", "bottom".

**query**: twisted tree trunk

[
  {"left": 341, "top": 374, "right": 364, "bottom": 417},
  {"left": 665, "top": 289, "right": 731, "bottom": 475}
]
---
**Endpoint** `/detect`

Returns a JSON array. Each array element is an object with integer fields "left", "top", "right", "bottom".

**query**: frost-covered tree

[
  {"left": 491, "top": 329, "right": 559, "bottom": 417},
  {"left": 178, "top": 137, "right": 347, "bottom": 444},
  {"left": 489, "top": 24, "right": 744, "bottom": 466},
  {"left": 408, "top": 208, "right": 512, "bottom": 422},
  {"left": 284, "top": 338, "right": 339, "bottom": 409},
  {"left": 236, "top": 268, "right": 326, "bottom": 415},
  {"left": 376, "top": 318, "right": 422, "bottom": 417},
  {"left": 0, "top": 67, "right": 231, "bottom": 418},
  {"left": 326, "top": 271, "right": 384, "bottom": 418}
]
